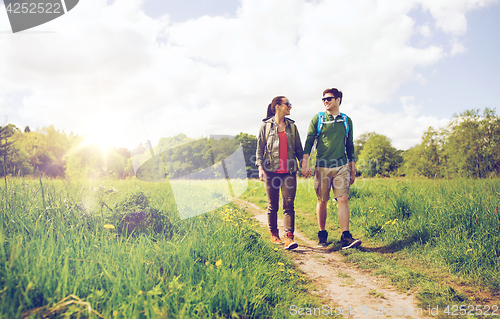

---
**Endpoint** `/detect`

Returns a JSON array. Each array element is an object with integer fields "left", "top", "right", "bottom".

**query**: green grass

[
  {"left": 0, "top": 177, "right": 321, "bottom": 318},
  {"left": 240, "top": 177, "right": 500, "bottom": 309},
  {"left": 5, "top": 176, "right": 498, "bottom": 317},
  {"left": 368, "top": 289, "right": 385, "bottom": 299}
]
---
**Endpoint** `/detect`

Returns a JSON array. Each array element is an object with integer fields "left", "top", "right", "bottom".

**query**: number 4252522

[
  {"left": 5, "top": 2, "right": 62, "bottom": 14},
  {"left": 444, "top": 305, "right": 498, "bottom": 316}
]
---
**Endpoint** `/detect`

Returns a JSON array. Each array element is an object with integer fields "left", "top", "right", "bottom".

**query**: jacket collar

[{"left": 262, "top": 116, "right": 295, "bottom": 124}]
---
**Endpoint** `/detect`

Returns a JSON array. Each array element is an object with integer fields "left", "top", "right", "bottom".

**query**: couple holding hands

[{"left": 255, "top": 88, "right": 361, "bottom": 250}]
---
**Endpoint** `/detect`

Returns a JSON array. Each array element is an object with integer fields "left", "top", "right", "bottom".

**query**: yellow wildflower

[
  {"left": 103, "top": 224, "right": 115, "bottom": 229},
  {"left": 215, "top": 259, "right": 222, "bottom": 267},
  {"left": 392, "top": 219, "right": 398, "bottom": 225},
  {"left": 277, "top": 262, "right": 285, "bottom": 266}
]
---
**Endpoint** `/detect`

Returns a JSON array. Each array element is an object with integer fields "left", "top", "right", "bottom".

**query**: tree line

[
  {"left": 401, "top": 108, "right": 500, "bottom": 178},
  {"left": 355, "top": 108, "right": 500, "bottom": 178},
  {"left": 0, "top": 125, "right": 134, "bottom": 179},
  {"left": 1, "top": 108, "right": 499, "bottom": 179}
]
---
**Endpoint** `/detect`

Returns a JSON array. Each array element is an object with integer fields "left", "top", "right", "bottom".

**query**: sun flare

[{"left": 81, "top": 133, "right": 115, "bottom": 154}]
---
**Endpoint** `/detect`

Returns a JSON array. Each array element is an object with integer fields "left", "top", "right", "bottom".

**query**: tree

[
  {"left": 358, "top": 134, "right": 402, "bottom": 177},
  {"left": 64, "top": 140, "right": 105, "bottom": 180},
  {"left": 39, "top": 125, "right": 70, "bottom": 177},
  {"left": 0, "top": 124, "right": 18, "bottom": 176},
  {"left": 106, "top": 147, "right": 127, "bottom": 178},
  {"left": 354, "top": 131, "right": 376, "bottom": 162},
  {"left": 444, "top": 108, "right": 500, "bottom": 178},
  {"left": 402, "top": 127, "right": 446, "bottom": 178},
  {"left": 13, "top": 130, "right": 47, "bottom": 176},
  {"left": 235, "top": 132, "right": 258, "bottom": 178}
]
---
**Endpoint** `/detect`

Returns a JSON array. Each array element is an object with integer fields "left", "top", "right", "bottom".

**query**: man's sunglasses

[
  {"left": 322, "top": 97, "right": 337, "bottom": 102},
  {"left": 284, "top": 102, "right": 292, "bottom": 107}
]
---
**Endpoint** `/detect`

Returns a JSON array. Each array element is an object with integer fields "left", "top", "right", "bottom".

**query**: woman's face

[{"left": 277, "top": 97, "right": 291, "bottom": 116}]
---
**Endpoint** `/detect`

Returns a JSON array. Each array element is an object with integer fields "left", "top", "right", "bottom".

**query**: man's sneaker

[
  {"left": 270, "top": 229, "right": 283, "bottom": 245},
  {"left": 317, "top": 230, "right": 328, "bottom": 247},
  {"left": 341, "top": 232, "right": 361, "bottom": 250},
  {"left": 284, "top": 232, "right": 298, "bottom": 250}
]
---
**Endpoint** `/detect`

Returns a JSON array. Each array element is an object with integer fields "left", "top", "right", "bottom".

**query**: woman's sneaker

[
  {"left": 317, "top": 230, "right": 328, "bottom": 247},
  {"left": 341, "top": 231, "right": 361, "bottom": 249},
  {"left": 270, "top": 229, "right": 283, "bottom": 245},
  {"left": 284, "top": 232, "right": 298, "bottom": 250}
]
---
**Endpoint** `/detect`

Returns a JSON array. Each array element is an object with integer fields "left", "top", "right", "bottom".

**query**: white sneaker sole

[{"left": 341, "top": 239, "right": 361, "bottom": 250}]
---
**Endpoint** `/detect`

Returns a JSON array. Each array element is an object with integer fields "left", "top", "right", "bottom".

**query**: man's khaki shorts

[{"left": 314, "top": 164, "right": 351, "bottom": 201}]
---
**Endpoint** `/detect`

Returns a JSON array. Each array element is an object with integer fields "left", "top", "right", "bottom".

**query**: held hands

[
  {"left": 301, "top": 165, "right": 313, "bottom": 178},
  {"left": 301, "top": 155, "right": 312, "bottom": 178}
]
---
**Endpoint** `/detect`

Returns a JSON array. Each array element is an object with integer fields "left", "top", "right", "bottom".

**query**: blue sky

[
  {"left": 0, "top": 0, "right": 499, "bottom": 151},
  {"left": 400, "top": 5, "right": 500, "bottom": 119}
]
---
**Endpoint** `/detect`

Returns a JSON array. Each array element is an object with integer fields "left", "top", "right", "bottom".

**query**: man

[{"left": 301, "top": 88, "right": 361, "bottom": 249}]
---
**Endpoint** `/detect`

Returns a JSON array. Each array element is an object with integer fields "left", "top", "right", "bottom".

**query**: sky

[{"left": 0, "top": 0, "right": 499, "bottom": 152}]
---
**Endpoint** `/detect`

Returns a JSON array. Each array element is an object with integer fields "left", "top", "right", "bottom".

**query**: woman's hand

[
  {"left": 301, "top": 164, "right": 312, "bottom": 178},
  {"left": 258, "top": 167, "right": 266, "bottom": 182},
  {"left": 301, "top": 154, "right": 312, "bottom": 178}
]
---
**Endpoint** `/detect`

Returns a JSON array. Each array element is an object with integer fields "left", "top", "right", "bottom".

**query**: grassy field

[
  {"left": 241, "top": 177, "right": 500, "bottom": 309},
  {"left": 0, "top": 178, "right": 322, "bottom": 318},
  {"left": 2, "top": 176, "right": 499, "bottom": 317}
]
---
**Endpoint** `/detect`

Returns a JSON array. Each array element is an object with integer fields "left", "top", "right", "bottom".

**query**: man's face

[{"left": 322, "top": 93, "right": 339, "bottom": 112}]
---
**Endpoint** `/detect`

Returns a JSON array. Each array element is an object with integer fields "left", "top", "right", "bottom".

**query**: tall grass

[
  {"left": 242, "top": 178, "right": 500, "bottom": 291},
  {"left": 346, "top": 178, "right": 500, "bottom": 289},
  {"left": 0, "top": 178, "right": 317, "bottom": 318}
]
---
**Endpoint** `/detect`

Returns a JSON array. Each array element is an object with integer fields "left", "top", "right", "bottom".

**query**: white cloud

[
  {"left": 417, "top": 0, "right": 498, "bottom": 55},
  {"left": 352, "top": 103, "right": 450, "bottom": 150},
  {"left": 0, "top": 88, "right": 7, "bottom": 115},
  {"left": 450, "top": 39, "right": 467, "bottom": 55},
  {"left": 401, "top": 96, "right": 422, "bottom": 117},
  {"left": 0, "top": 0, "right": 495, "bottom": 151},
  {"left": 418, "top": 24, "right": 433, "bottom": 38}
]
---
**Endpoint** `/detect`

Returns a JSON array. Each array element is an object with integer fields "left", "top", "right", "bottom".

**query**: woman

[{"left": 255, "top": 96, "right": 304, "bottom": 250}]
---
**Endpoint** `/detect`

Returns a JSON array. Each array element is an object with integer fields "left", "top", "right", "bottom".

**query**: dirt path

[{"left": 233, "top": 199, "right": 431, "bottom": 319}]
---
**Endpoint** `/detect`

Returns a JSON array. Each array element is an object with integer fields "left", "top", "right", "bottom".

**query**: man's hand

[
  {"left": 301, "top": 165, "right": 312, "bottom": 178},
  {"left": 301, "top": 154, "right": 312, "bottom": 178},
  {"left": 349, "top": 161, "right": 356, "bottom": 185}
]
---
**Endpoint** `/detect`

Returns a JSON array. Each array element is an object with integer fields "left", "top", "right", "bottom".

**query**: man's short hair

[{"left": 323, "top": 88, "right": 342, "bottom": 105}]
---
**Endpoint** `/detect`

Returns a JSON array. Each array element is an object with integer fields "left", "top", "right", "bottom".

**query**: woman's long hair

[{"left": 266, "top": 96, "right": 285, "bottom": 119}]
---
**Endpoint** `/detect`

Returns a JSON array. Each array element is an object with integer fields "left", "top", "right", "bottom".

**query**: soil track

[{"left": 233, "top": 199, "right": 431, "bottom": 319}]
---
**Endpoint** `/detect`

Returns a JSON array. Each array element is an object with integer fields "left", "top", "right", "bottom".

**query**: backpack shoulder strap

[
  {"left": 340, "top": 113, "right": 349, "bottom": 136},
  {"left": 317, "top": 112, "right": 325, "bottom": 136}
]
